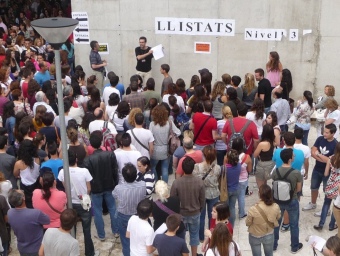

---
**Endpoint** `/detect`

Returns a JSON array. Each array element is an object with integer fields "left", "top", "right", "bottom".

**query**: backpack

[
  {"left": 228, "top": 119, "right": 251, "bottom": 150},
  {"left": 272, "top": 168, "right": 294, "bottom": 204},
  {"left": 101, "top": 121, "right": 116, "bottom": 151}
]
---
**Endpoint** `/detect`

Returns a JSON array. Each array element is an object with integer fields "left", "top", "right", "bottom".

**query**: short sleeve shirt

[
  {"left": 257, "top": 78, "right": 272, "bottom": 108},
  {"left": 272, "top": 148, "right": 305, "bottom": 171},
  {"left": 192, "top": 113, "right": 217, "bottom": 146},
  {"left": 272, "top": 166, "right": 303, "bottom": 199},
  {"left": 313, "top": 136, "right": 338, "bottom": 171},
  {"left": 89, "top": 50, "right": 104, "bottom": 72},
  {"left": 135, "top": 46, "right": 153, "bottom": 72}
]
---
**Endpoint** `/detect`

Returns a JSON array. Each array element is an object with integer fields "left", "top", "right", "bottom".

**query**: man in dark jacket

[{"left": 83, "top": 130, "right": 119, "bottom": 241}]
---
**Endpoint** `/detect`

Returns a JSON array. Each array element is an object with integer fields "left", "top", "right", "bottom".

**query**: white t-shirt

[
  {"left": 54, "top": 116, "right": 74, "bottom": 128},
  {"left": 89, "top": 120, "right": 118, "bottom": 135},
  {"left": 112, "top": 113, "right": 127, "bottom": 132},
  {"left": 58, "top": 167, "right": 93, "bottom": 204},
  {"left": 326, "top": 109, "right": 340, "bottom": 139},
  {"left": 205, "top": 241, "right": 240, "bottom": 256},
  {"left": 68, "top": 107, "right": 84, "bottom": 125},
  {"left": 127, "top": 215, "right": 154, "bottom": 256},
  {"left": 246, "top": 111, "right": 266, "bottom": 136},
  {"left": 115, "top": 149, "right": 142, "bottom": 183},
  {"left": 74, "top": 95, "right": 88, "bottom": 111},
  {"left": 127, "top": 128, "right": 154, "bottom": 158},
  {"left": 294, "top": 143, "right": 311, "bottom": 176},
  {"left": 106, "top": 105, "right": 118, "bottom": 121},
  {"left": 216, "top": 119, "right": 227, "bottom": 150},
  {"left": 162, "top": 94, "right": 185, "bottom": 112},
  {"left": 103, "top": 87, "right": 120, "bottom": 106}
]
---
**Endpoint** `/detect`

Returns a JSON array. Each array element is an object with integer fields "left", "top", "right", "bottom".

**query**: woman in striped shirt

[{"left": 136, "top": 156, "right": 155, "bottom": 199}]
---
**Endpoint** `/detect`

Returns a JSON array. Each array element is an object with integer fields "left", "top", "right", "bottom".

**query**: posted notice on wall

[
  {"left": 151, "top": 44, "right": 164, "bottom": 60},
  {"left": 194, "top": 42, "right": 211, "bottom": 54},
  {"left": 98, "top": 43, "right": 109, "bottom": 54},
  {"left": 155, "top": 17, "right": 235, "bottom": 36}
]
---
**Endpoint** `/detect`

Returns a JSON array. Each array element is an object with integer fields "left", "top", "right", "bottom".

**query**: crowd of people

[{"left": 0, "top": 1, "right": 340, "bottom": 255}]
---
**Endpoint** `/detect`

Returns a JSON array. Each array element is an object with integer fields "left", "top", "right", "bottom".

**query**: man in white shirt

[
  {"left": 114, "top": 133, "right": 142, "bottom": 183},
  {"left": 126, "top": 199, "right": 155, "bottom": 256},
  {"left": 33, "top": 91, "right": 56, "bottom": 116},
  {"left": 127, "top": 113, "right": 154, "bottom": 158},
  {"left": 89, "top": 108, "right": 117, "bottom": 135},
  {"left": 103, "top": 75, "right": 120, "bottom": 106}
]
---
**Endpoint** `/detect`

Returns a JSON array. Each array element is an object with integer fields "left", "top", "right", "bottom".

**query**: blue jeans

[
  {"left": 228, "top": 190, "right": 238, "bottom": 227},
  {"left": 279, "top": 124, "right": 288, "bottom": 132},
  {"left": 274, "top": 199, "right": 300, "bottom": 251},
  {"left": 199, "top": 197, "right": 219, "bottom": 241},
  {"left": 264, "top": 107, "right": 270, "bottom": 115},
  {"left": 319, "top": 196, "right": 336, "bottom": 228},
  {"left": 249, "top": 233, "right": 274, "bottom": 256},
  {"left": 117, "top": 212, "right": 132, "bottom": 256},
  {"left": 294, "top": 125, "right": 309, "bottom": 146},
  {"left": 216, "top": 150, "right": 226, "bottom": 166},
  {"left": 183, "top": 214, "right": 200, "bottom": 246},
  {"left": 73, "top": 204, "right": 95, "bottom": 256},
  {"left": 151, "top": 157, "right": 170, "bottom": 183},
  {"left": 237, "top": 180, "right": 248, "bottom": 217},
  {"left": 1, "top": 242, "right": 8, "bottom": 256},
  {"left": 91, "top": 190, "right": 118, "bottom": 239}
]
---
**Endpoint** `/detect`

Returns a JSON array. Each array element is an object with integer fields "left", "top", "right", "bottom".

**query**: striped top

[
  {"left": 112, "top": 181, "right": 146, "bottom": 215},
  {"left": 136, "top": 170, "right": 155, "bottom": 200}
]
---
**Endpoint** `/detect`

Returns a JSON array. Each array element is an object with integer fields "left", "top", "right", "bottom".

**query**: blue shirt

[
  {"left": 314, "top": 136, "right": 338, "bottom": 171},
  {"left": 272, "top": 148, "right": 304, "bottom": 171},
  {"left": 34, "top": 71, "right": 51, "bottom": 87},
  {"left": 41, "top": 159, "right": 63, "bottom": 179},
  {"left": 226, "top": 163, "right": 241, "bottom": 192},
  {"left": 104, "top": 83, "right": 125, "bottom": 99}
]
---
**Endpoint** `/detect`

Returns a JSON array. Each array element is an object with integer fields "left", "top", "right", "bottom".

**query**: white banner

[
  {"left": 244, "top": 28, "right": 286, "bottom": 41},
  {"left": 155, "top": 17, "right": 235, "bottom": 36}
]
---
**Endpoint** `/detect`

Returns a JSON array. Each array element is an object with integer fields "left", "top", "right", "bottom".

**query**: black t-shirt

[
  {"left": 153, "top": 233, "right": 189, "bottom": 256},
  {"left": 152, "top": 197, "right": 185, "bottom": 234},
  {"left": 135, "top": 46, "right": 153, "bottom": 72},
  {"left": 224, "top": 101, "right": 238, "bottom": 117},
  {"left": 39, "top": 126, "right": 61, "bottom": 146},
  {"left": 258, "top": 78, "right": 272, "bottom": 108}
]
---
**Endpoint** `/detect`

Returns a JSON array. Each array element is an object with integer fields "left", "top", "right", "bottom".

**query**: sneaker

[
  {"left": 314, "top": 225, "right": 323, "bottom": 231},
  {"left": 240, "top": 214, "right": 247, "bottom": 219},
  {"left": 94, "top": 250, "right": 100, "bottom": 256},
  {"left": 302, "top": 202, "right": 316, "bottom": 211},
  {"left": 291, "top": 243, "right": 303, "bottom": 254},
  {"left": 281, "top": 224, "right": 290, "bottom": 232},
  {"left": 94, "top": 235, "right": 106, "bottom": 241},
  {"left": 314, "top": 211, "right": 331, "bottom": 217}
]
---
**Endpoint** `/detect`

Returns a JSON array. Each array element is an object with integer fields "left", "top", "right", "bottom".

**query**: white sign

[
  {"left": 289, "top": 29, "right": 298, "bottom": 41},
  {"left": 151, "top": 44, "right": 164, "bottom": 60},
  {"left": 155, "top": 17, "right": 235, "bottom": 36},
  {"left": 72, "top": 12, "right": 90, "bottom": 44},
  {"left": 244, "top": 28, "right": 286, "bottom": 41}
]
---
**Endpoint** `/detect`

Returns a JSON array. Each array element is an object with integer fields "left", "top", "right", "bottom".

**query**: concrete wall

[{"left": 71, "top": 0, "right": 339, "bottom": 101}]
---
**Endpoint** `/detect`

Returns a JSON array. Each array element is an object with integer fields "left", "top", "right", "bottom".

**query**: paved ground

[{"left": 10, "top": 123, "right": 337, "bottom": 255}]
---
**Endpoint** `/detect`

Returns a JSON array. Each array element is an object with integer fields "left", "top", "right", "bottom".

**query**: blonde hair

[
  {"left": 211, "top": 81, "right": 226, "bottom": 101},
  {"left": 222, "top": 105, "right": 233, "bottom": 119},
  {"left": 243, "top": 73, "right": 256, "bottom": 95},
  {"left": 155, "top": 180, "right": 170, "bottom": 202},
  {"left": 128, "top": 108, "right": 142, "bottom": 127},
  {"left": 183, "top": 130, "right": 194, "bottom": 140}
]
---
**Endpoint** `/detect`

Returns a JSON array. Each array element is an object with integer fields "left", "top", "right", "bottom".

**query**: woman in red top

[{"left": 202, "top": 202, "right": 233, "bottom": 253}]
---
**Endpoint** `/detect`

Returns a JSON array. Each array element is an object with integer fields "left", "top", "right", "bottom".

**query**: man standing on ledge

[
  {"left": 90, "top": 40, "right": 107, "bottom": 94},
  {"left": 135, "top": 36, "right": 153, "bottom": 83}
]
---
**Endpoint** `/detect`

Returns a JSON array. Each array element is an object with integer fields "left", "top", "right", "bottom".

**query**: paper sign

[
  {"left": 72, "top": 11, "right": 90, "bottom": 44},
  {"left": 307, "top": 235, "right": 326, "bottom": 252},
  {"left": 245, "top": 29, "right": 286, "bottom": 41},
  {"left": 303, "top": 29, "right": 312, "bottom": 35},
  {"left": 152, "top": 223, "right": 167, "bottom": 241},
  {"left": 98, "top": 43, "right": 109, "bottom": 54},
  {"left": 194, "top": 42, "right": 211, "bottom": 54},
  {"left": 151, "top": 44, "right": 164, "bottom": 60},
  {"left": 289, "top": 29, "right": 299, "bottom": 41}
]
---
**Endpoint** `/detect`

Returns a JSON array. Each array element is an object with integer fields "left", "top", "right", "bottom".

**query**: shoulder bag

[
  {"left": 202, "top": 164, "right": 215, "bottom": 180},
  {"left": 41, "top": 189, "right": 62, "bottom": 214},
  {"left": 193, "top": 115, "right": 211, "bottom": 144},
  {"left": 168, "top": 120, "right": 180, "bottom": 155},
  {"left": 218, "top": 165, "right": 228, "bottom": 202},
  {"left": 325, "top": 167, "right": 340, "bottom": 199},
  {"left": 131, "top": 128, "right": 149, "bottom": 151},
  {"left": 154, "top": 199, "right": 184, "bottom": 222},
  {"left": 54, "top": 126, "right": 61, "bottom": 145},
  {"left": 255, "top": 204, "right": 275, "bottom": 229}
]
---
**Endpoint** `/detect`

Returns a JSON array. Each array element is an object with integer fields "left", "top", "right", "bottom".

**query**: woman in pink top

[
  {"left": 266, "top": 51, "right": 283, "bottom": 88},
  {"left": 32, "top": 171, "right": 67, "bottom": 229}
]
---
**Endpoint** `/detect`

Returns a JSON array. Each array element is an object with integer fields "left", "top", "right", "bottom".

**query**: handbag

[
  {"left": 193, "top": 116, "right": 211, "bottom": 144},
  {"left": 131, "top": 128, "right": 149, "bottom": 151},
  {"left": 218, "top": 165, "right": 228, "bottom": 202},
  {"left": 55, "top": 126, "right": 61, "bottom": 145},
  {"left": 41, "top": 190, "right": 63, "bottom": 214},
  {"left": 168, "top": 120, "right": 180, "bottom": 155},
  {"left": 70, "top": 179, "right": 92, "bottom": 211},
  {"left": 255, "top": 204, "right": 275, "bottom": 228},
  {"left": 315, "top": 108, "right": 326, "bottom": 122},
  {"left": 325, "top": 167, "right": 340, "bottom": 199}
]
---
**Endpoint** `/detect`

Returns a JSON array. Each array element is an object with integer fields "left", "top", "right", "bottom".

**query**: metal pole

[{"left": 54, "top": 49, "right": 75, "bottom": 237}]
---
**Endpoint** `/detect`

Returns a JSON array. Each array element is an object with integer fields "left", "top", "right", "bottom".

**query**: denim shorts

[
  {"left": 183, "top": 213, "right": 200, "bottom": 246},
  {"left": 311, "top": 168, "right": 329, "bottom": 191}
]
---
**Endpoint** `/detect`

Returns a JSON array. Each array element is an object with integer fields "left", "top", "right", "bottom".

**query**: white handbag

[
  {"left": 315, "top": 109, "right": 326, "bottom": 122},
  {"left": 71, "top": 179, "right": 92, "bottom": 211}
]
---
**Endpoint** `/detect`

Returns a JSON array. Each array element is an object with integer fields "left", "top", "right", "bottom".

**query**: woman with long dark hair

[
  {"left": 3, "top": 101, "right": 15, "bottom": 145},
  {"left": 113, "top": 101, "right": 130, "bottom": 133},
  {"left": 13, "top": 140, "right": 40, "bottom": 208},
  {"left": 293, "top": 90, "right": 314, "bottom": 145},
  {"left": 162, "top": 83, "right": 185, "bottom": 112},
  {"left": 205, "top": 223, "right": 240, "bottom": 256},
  {"left": 253, "top": 124, "right": 276, "bottom": 188},
  {"left": 87, "top": 87, "right": 105, "bottom": 113},
  {"left": 266, "top": 51, "right": 283, "bottom": 88},
  {"left": 246, "top": 184, "right": 280, "bottom": 256},
  {"left": 78, "top": 112, "right": 95, "bottom": 147},
  {"left": 32, "top": 171, "right": 66, "bottom": 229},
  {"left": 186, "top": 74, "right": 200, "bottom": 99},
  {"left": 264, "top": 111, "right": 281, "bottom": 148},
  {"left": 186, "top": 84, "right": 209, "bottom": 114},
  {"left": 246, "top": 98, "right": 266, "bottom": 137}
]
